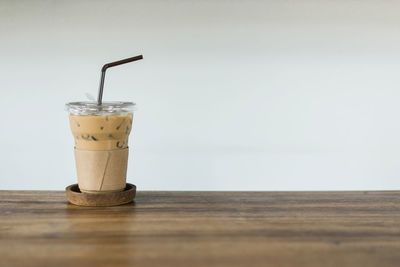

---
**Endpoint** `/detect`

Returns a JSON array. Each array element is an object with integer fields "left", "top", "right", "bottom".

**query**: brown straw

[{"left": 97, "top": 55, "right": 143, "bottom": 105}]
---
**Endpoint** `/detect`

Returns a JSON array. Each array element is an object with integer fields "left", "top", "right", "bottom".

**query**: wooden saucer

[{"left": 66, "top": 183, "right": 136, "bottom": 207}]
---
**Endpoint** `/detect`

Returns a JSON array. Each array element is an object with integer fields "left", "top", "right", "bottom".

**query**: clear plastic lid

[{"left": 66, "top": 101, "right": 136, "bottom": 115}]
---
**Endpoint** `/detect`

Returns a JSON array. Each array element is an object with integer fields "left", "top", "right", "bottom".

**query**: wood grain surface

[{"left": 1, "top": 190, "right": 400, "bottom": 266}]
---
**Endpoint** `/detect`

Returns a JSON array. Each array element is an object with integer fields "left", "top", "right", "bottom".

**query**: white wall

[{"left": 1, "top": 0, "right": 400, "bottom": 190}]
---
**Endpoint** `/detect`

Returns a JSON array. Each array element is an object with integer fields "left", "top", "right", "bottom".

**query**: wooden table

[{"left": 1, "top": 191, "right": 400, "bottom": 266}]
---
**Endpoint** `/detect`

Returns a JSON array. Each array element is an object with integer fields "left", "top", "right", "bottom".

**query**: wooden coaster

[{"left": 66, "top": 183, "right": 136, "bottom": 207}]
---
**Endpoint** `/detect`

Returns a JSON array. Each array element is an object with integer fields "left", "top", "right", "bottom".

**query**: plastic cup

[{"left": 66, "top": 101, "right": 135, "bottom": 193}]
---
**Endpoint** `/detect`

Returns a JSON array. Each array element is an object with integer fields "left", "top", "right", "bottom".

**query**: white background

[{"left": 1, "top": 0, "right": 400, "bottom": 190}]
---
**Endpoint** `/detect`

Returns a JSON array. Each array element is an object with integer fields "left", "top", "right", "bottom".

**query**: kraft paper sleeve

[{"left": 74, "top": 148, "right": 128, "bottom": 193}]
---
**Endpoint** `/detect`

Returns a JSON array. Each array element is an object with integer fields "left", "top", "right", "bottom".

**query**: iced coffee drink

[
  {"left": 69, "top": 113, "right": 133, "bottom": 150},
  {"left": 66, "top": 102, "right": 135, "bottom": 193}
]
